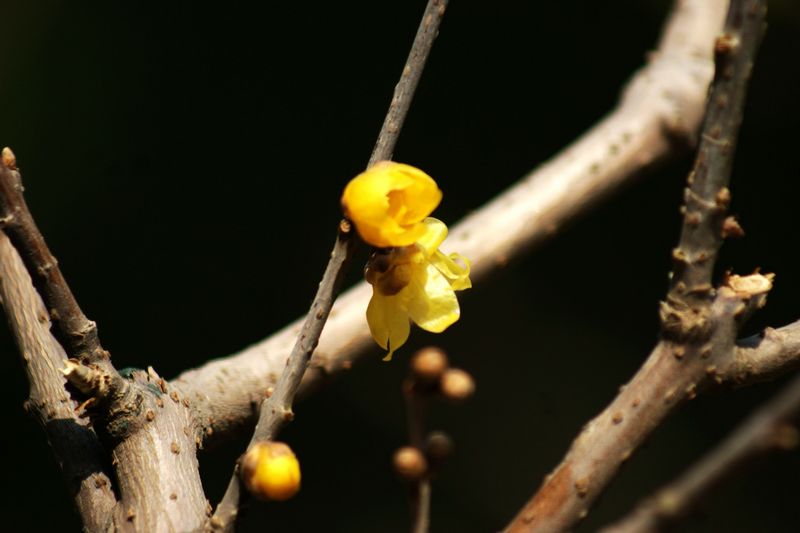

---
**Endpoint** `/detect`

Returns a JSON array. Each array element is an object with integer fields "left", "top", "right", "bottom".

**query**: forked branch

[{"left": 506, "top": 0, "right": 767, "bottom": 530}]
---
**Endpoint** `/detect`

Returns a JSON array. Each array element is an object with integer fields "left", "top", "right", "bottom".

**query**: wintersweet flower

[
  {"left": 365, "top": 217, "right": 471, "bottom": 361},
  {"left": 341, "top": 161, "right": 442, "bottom": 248}
]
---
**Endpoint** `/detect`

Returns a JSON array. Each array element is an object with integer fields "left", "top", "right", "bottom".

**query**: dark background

[{"left": 2, "top": 1, "right": 799, "bottom": 531}]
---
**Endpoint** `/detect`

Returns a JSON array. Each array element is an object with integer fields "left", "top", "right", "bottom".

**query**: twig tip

[{"left": 2, "top": 147, "right": 17, "bottom": 170}]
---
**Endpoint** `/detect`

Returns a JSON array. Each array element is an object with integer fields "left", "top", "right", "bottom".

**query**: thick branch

[
  {"left": 174, "top": 0, "right": 728, "bottom": 447},
  {"left": 600, "top": 371, "right": 800, "bottom": 533},
  {"left": 108, "top": 369, "right": 209, "bottom": 531},
  {"left": 506, "top": 1, "right": 767, "bottom": 530},
  {"left": 0, "top": 154, "right": 208, "bottom": 530},
  {"left": 0, "top": 232, "right": 116, "bottom": 531}
]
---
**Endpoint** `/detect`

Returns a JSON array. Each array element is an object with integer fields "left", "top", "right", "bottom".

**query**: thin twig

[
  {"left": 0, "top": 148, "right": 109, "bottom": 365},
  {"left": 662, "top": 0, "right": 766, "bottom": 340},
  {"left": 174, "top": 0, "right": 727, "bottom": 449},
  {"left": 404, "top": 379, "right": 431, "bottom": 533},
  {"left": 600, "top": 371, "right": 800, "bottom": 533},
  {"left": 505, "top": 1, "right": 767, "bottom": 531},
  {"left": 369, "top": 0, "right": 449, "bottom": 167},
  {"left": 210, "top": 1, "right": 449, "bottom": 529}
]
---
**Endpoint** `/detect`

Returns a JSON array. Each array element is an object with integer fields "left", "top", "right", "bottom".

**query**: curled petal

[
  {"left": 430, "top": 250, "right": 472, "bottom": 291},
  {"left": 366, "top": 289, "right": 411, "bottom": 361},
  {"left": 405, "top": 262, "right": 460, "bottom": 334}
]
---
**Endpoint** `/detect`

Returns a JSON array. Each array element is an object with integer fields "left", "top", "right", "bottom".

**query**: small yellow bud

[
  {"left": 241, "top": 442, "right": 301, "bottom": 501},
  {"left": 393, "top": 446, "right": 428, "bottom": 480},
  {"left": 440, "top": 368, "right": 475, "bottom": 402},
  {"left": 2, "top": 147, "right": 17, "bottom": 170},
  {"left": 411, "top": 347, "right": 449, "bottom": 382}
]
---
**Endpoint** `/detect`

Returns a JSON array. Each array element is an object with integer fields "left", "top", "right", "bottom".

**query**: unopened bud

[
  {"left": 393, "top": 446, "right": 427, "bottom": 480},
  {"left": 425, "top": 431, "right": 454, "bottom": 464},
  {"left": 440, "top": 368, "right": 475, "bottom": 401},
  {"left": 2, "top": 147, "right": 16, "bottom": 170},
  {"left": 411, "top": 347, "right": 449, "bottom": 381},
  {"left": 241, "top": 442, "right": 301, "bottom": 501}
]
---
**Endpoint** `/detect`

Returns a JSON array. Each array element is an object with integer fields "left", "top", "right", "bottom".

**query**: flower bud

[
  {"left": 393, "top": 446, "right": 428, "bottom": 480},
  {"left": 411, "top": 347, "right": 449, "bottom": 382},
  {"left": 2, "top": 147, "right": 17, "bottom": 170},
  {"left": 440, "top": 368, "right": 475, "bottom": 402},
  {"left": 425, "top": 431, "right": 454, "bottom": 464},
  {"left": 241, "top": 442, "right": 301, "bottom": 501}
]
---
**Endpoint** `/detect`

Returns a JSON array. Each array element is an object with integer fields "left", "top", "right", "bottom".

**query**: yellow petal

[
  {"left": 341, "top": 162, "right": 442, "bottom": 248},
  {"left": 366, "top": 289, "right": 411, "bottom": 361},
  {"left": 405, "top": 262, "right": 460, "bottom": 333},
  {"left": 415, "top": 218, "right": 449, "bottom": 257},
  {"left": 390, "top": 165, "right": 442, "bottom": 224},
  {"left": 430, "top": 250, "right": 472, "bottom": 291}
]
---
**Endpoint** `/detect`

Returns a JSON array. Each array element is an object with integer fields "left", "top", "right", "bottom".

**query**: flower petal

[
  {"left": 341, "top": 162, "right": 441, "bottom": 248},
  {"left": 392, "top": 165, "right": 442, "bottom": 225},
  {"left": 366, "top": 289, "right": 411, "bottom": 361},
  {"left": 430, "top": 250, "right": 472, "bottom": 291},
  {"left": 414, "top": 217, "right": 449, "bottom": 257},
  {"left": 405, "top": 262, "right": 460, "bottom": 333}
]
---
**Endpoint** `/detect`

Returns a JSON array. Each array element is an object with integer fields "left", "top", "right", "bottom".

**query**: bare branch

[
  {"left": 600, "top": 371, "right": 800, "bottom": 533},
  {"left": 174, "top": 0, "right": 728, "bottom": 448},
  {"left": 0, "top": 231, "right": 116, "bottom": 531},
  {"left": 506, "top": 1, "right": 767, "bottom": 530},
  {"left": 0, "top": 148, "right": 107, "bottom": 365},
  {"left": 505, "top": 274, "right": 773, "bottom": 533},
  {"left": 107, "top": 368, "right": 209, "bottom": 531},
  {"left": 724, "top": 320, "right": 800, "bottom": 387},
  {"left": 210, "top": 1, "right": 450, "bottom": 529},
  {"left": 662, "top": 0, "right": 767, "bottom": 339},
  {"left": 0, "top": 154, "right": 208, "bottom": 530},
  {"left": 369, "top": 0, "right": 449, "bottom": 167}
]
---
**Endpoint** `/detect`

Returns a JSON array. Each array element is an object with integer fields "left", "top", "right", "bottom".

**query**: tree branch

[
  {"left": 506, "top": 1, "right": 767, "bottom": 530},
  {"left": 369, "top": 0, "right": 449, "bottom": 167},
  {"left": 724, "top": 320, "right": 800, "bottom": 387},
  {"left": 210, "top": 1, "right": 450, "bottom": 529},
  {"left": 0, "top": 153, "right": 209, "bottom": 530},
  {"left": 662, "top": 0, "right": 766, "bottom": 339},
  {"left": 600, "top": 370, "right": 800, "bottom": 533},
  {"left": 404, "top": 377, "right": 431, "bottom": 533},
  {"left": 0, "top": 148, "right": 107, "bottom": 365},
  {"left": 0, "top": 231, "right": 117, "bottom": 531},
  {"left": 174, "top": 0, "right": 729, "bottom": 448}
]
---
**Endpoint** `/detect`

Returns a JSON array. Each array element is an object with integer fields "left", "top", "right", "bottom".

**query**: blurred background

[{"left": 2, "top": 0, "right": 799, "bottom": 531}]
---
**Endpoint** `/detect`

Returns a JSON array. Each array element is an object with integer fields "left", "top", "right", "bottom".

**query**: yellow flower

[
  {"left": 241, "top": 442, "right": 301, "bottom": 501},
  {"left": 342, "top": 161, "right": 442, "bottom": 248},
  {"left": 365, "top": 218, "right": 471, "bottom": 360}
]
